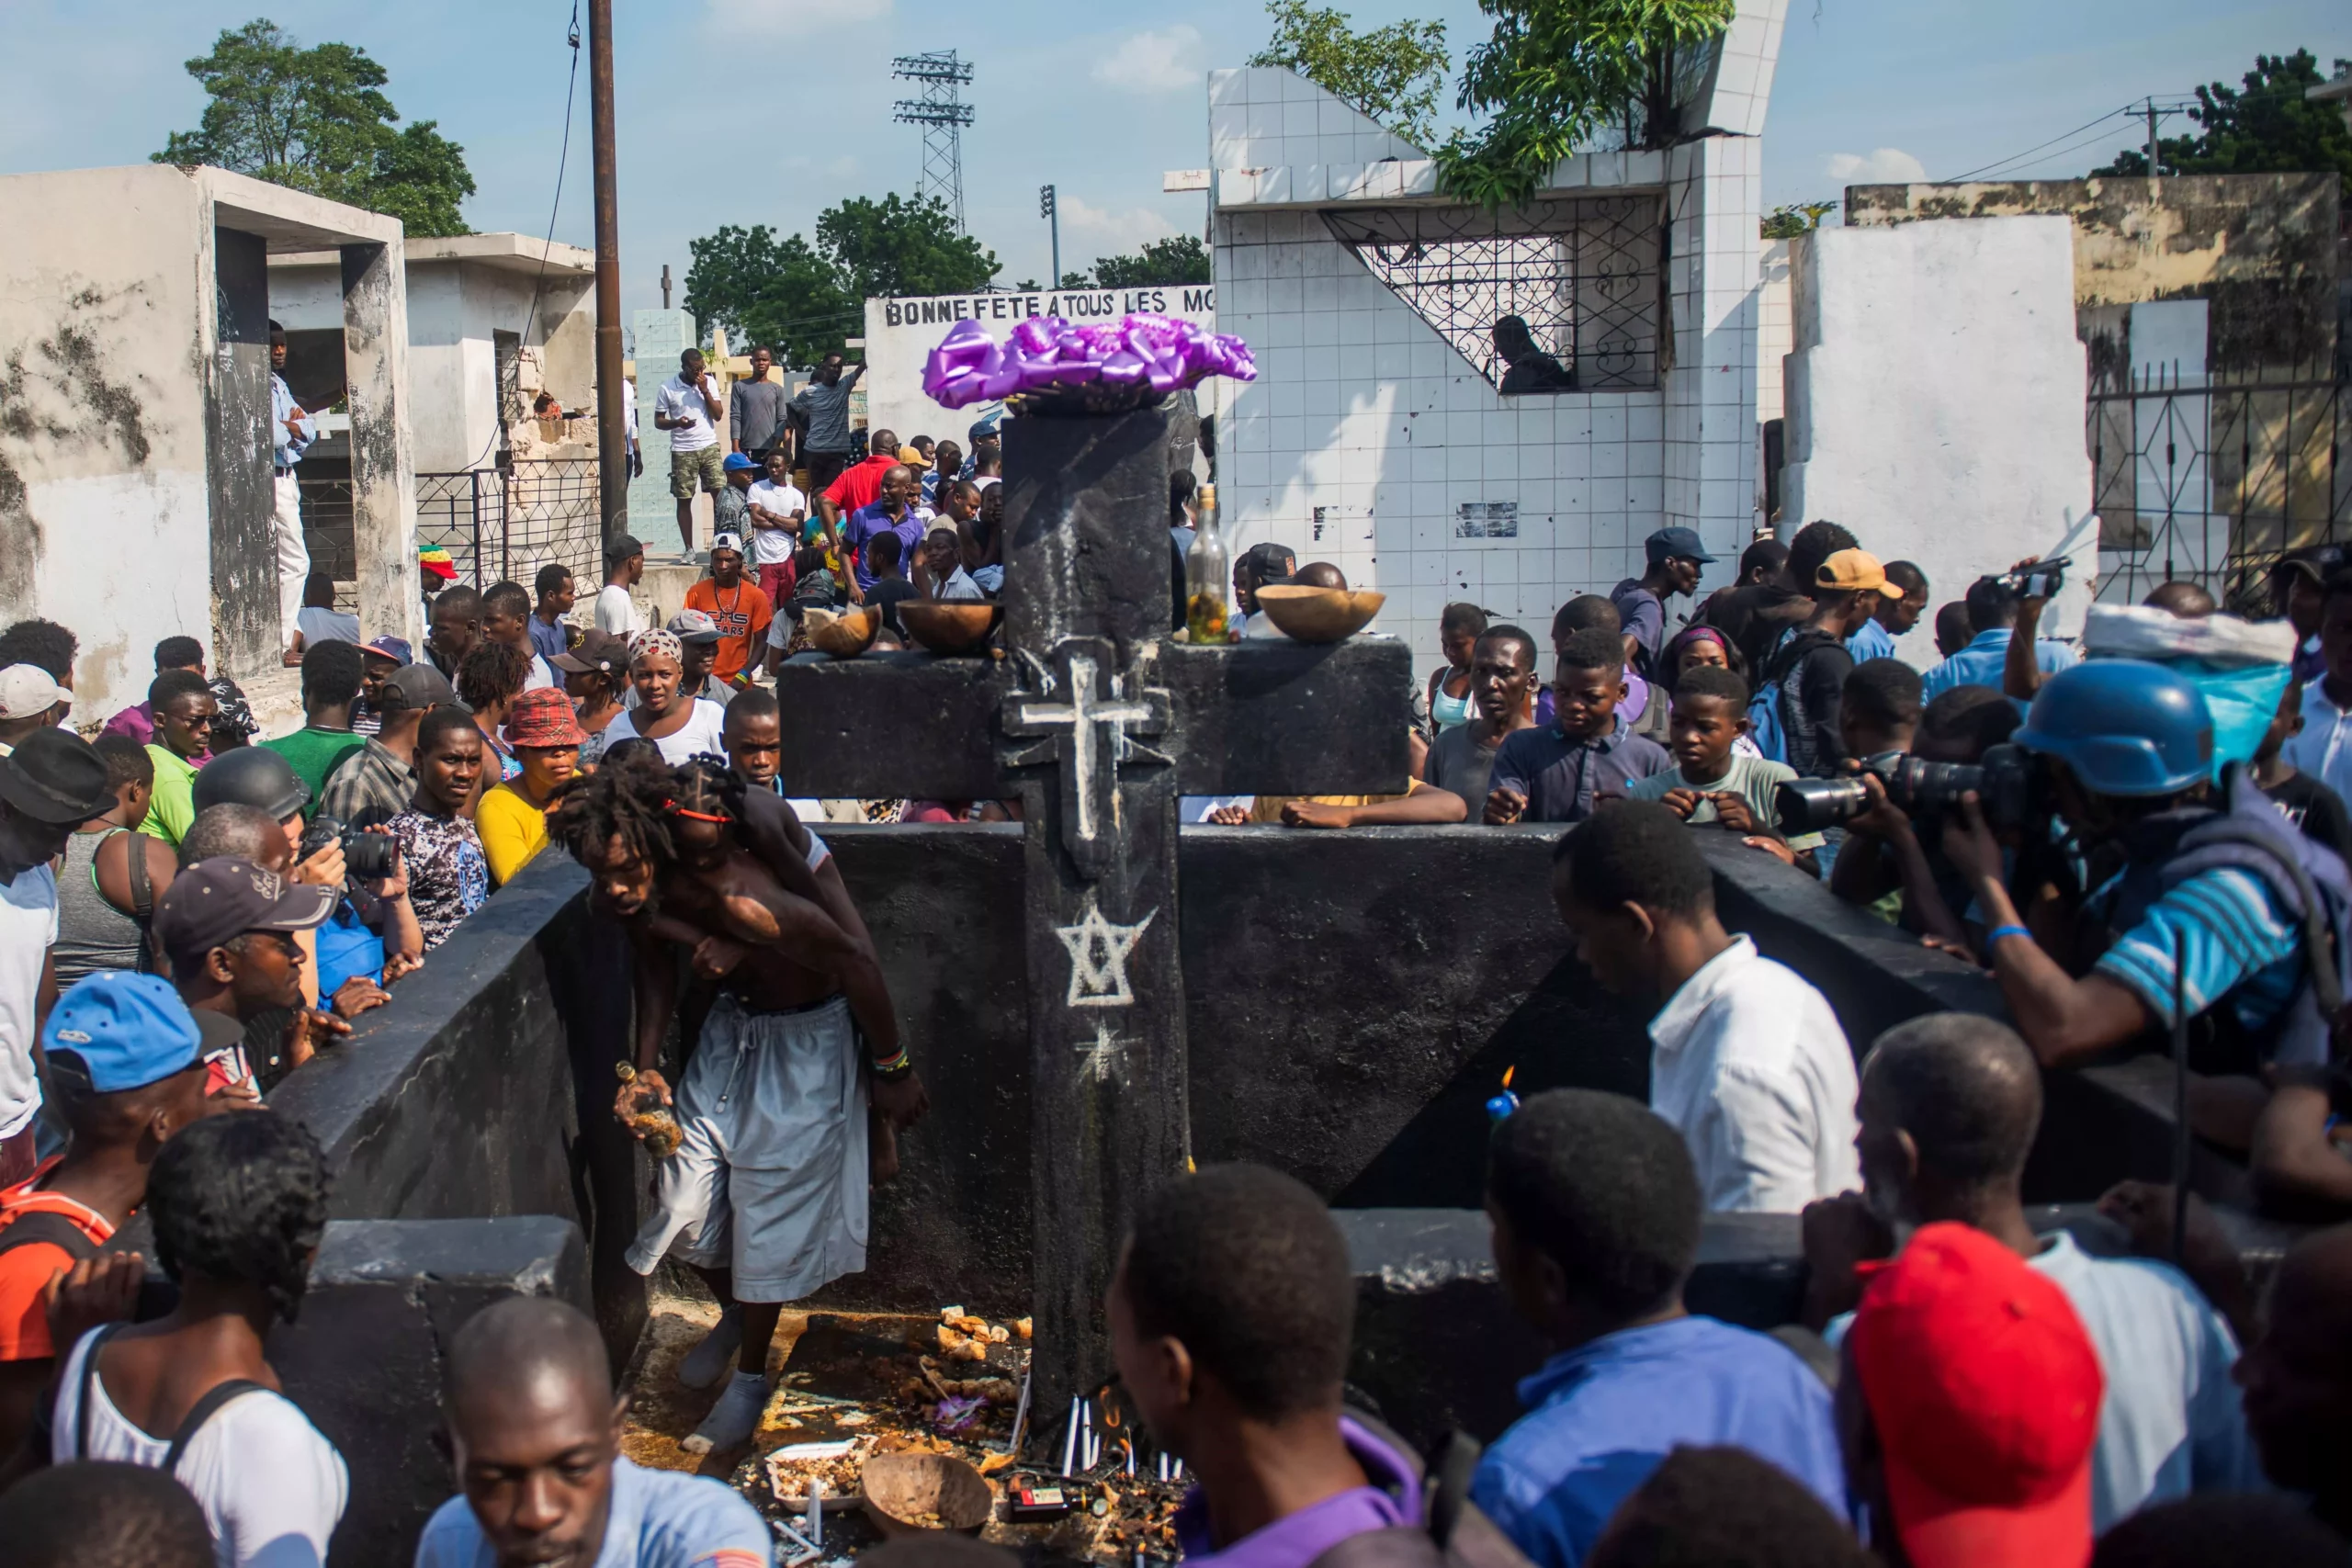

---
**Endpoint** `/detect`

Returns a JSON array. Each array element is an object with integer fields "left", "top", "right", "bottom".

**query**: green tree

[
  {"left": 2092, "top": 50, "right": 2352, "bottom": 201},
  {"left": 153, "top": 18, "right": 474, "bottom": 234},
  {"left": 1436, "top": 0, "right": 1736, "bottom": 206},
  {"left": 685, "top": 193, "right": 998, "bottom": 367},
  {"left": 817, "top": 192, "right": 1000, "bottom": 300},
  {"left": 1248, "top": 0, "right": 1452, "bottom": 152},
  {"left": 1092, "top": 235, "right": 1213, "bottom": 288},
  {"left": 1760, "top": 199, "right": 1838, "bottom": 239}
]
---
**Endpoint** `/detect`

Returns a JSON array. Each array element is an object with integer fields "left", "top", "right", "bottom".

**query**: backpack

[{"left": 1747, "top": 629, "right": 1843, "bottom": 772}]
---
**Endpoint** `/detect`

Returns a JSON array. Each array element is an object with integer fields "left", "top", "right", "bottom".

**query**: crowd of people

[{"left": 6, "top": 369, "right": 2352, "bottom": 1565}]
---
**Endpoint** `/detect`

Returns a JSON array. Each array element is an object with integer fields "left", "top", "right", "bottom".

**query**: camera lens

[
  {"left": 1775, "top": 777, "right": 1871, "bottom": 836},
  {"left": 343, "top": 832, "right": 398, "bottom": 880}
]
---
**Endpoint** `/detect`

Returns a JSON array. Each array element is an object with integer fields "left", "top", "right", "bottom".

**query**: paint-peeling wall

[
  {"left": 1845, "top": 175, "right": 2340, "bottom": 376},
  {"left": 0, "top": 165, "right": 214, "bottom": 725}
]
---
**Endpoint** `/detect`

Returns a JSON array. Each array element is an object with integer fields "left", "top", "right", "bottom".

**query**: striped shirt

[{"left": 2093, "top": 864, "right": 2311, "bottom": 1062}]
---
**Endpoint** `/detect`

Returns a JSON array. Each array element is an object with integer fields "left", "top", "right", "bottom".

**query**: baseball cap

[
  {"left": 925, "top": 518, "right": 960, "bottom": 540},
  {"left": 40, "top": 972, "right": 205, "bottom": 1091},
  {"left": 1849, "top": 1223, "right": 2101, "bottom": 1568},
  {"left": 1645, "top": 525, "right": 1718, "bottom": 567},
  {"left": 362, "top": 635, "right": 413, "bottom": 666},
  {"left": 508, "top": 685, "right": 587, "bottom": 749},
  {"left": 550, "top": 628, "right": 629, "bottom": 677},
  {"left": 605, "top": 532, "right": 645, "bottom": 569},
  {"left": 0, "top": 663, "right": 70, "bottom": 721},
  {"left": 668, "top": 609, "right": 723, "bottom": 646},
  {"left": 2273, "top": 544, "right": 2348, "bottom": 586},
  {"left": 967, "top": 416, "right": 1000, "bottom": 442},
  {"left": 721, "top": 452, "right": 757, "bottom": 473},
  {"left": 153, "top": 856, "right": 338, "bottom": 969},
  {"left": 710, "top": 531, "right": 746, "bottom": 556},
  {"left": 1816, "top": 547, "right": 1905, "bottom": 599},
  {"left": 379, "top": 663, "right": 458, "bottom": 714},
  {"left": 0, "top": 726, "right": 112, "bottom": 826},
  {"left": 897, "top": 446, "right": 925, "bottom": 465}
]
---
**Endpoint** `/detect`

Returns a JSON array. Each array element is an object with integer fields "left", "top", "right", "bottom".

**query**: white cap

[{"left": 0, "top": 664, "right": 69, "bottom": 720}]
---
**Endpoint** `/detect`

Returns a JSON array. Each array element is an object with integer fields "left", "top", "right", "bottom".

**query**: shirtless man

[{"left": 550, "top": 752, "right": 926, "bottom": 1455}]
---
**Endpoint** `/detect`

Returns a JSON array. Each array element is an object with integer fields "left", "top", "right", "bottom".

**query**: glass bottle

[{"left": 1185, "top": 481, "right": 1231, "bottom": 644}]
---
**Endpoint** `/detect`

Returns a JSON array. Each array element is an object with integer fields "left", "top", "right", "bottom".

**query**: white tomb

[{"left": 1204, "top": 0, "right": 1788, "bottom": 664}]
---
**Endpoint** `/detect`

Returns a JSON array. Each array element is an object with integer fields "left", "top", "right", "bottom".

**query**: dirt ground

[{"left": 619, "top": 1272, "right": 1185, "bottom": 1565}]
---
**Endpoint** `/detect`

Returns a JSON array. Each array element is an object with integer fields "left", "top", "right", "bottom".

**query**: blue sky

[{"left": 5, "top": 0, "right": 2345, "bottom": 321}]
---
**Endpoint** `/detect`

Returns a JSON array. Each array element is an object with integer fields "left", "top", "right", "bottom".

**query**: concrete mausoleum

[
  {"left": 1204, "top": 0, "right": 1787, "bottom": 658},
  {"left": 0, "top": 163, "right": 419, "bottom": 721}
]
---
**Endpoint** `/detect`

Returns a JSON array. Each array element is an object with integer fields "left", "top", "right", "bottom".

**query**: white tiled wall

[{"left": 1205, "top": 0, "right": 1785, "bottom": 671}]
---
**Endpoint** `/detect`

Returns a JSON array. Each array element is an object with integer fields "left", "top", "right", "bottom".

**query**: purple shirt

[
  {"left": 1176, "top": 1417, "right": 1419, "bottom": 1568},
  {"left": 842, "top": 503, "right": 925, "bottom": 592},
  {"left": 101, "top": 702, "right": 154, "bottom": 747}
]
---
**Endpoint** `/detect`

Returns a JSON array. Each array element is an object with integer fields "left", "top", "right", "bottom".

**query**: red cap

[
  {"left": 506, "top": 686, "right": 587, "bottom": 750},
  {"left": 1849, "top": 1223, "right": 2101, "bottom": 1568}
]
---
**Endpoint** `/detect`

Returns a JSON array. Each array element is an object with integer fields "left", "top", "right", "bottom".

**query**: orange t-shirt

[
  {"left": 684, "top": 580, "right": 774, "bottom": 680},
  {"left": 0, "top": 1157, "right": 114, "bottom": 1361}
]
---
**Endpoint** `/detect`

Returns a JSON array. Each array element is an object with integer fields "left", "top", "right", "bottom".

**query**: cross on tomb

[{"left": 770, "top": 404, "right": 1408, "bottom": 1411}]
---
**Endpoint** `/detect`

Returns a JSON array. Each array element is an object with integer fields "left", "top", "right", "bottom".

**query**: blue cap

[
  {"left": 1645, "top": 525, "right": 1717, "bottom": 566},
  {"left": 41, "top": 973, "right": 206, "bottom": 1091},
  {"left": 721, "top": 452, "right": 758, "bottom": 472},
  {"left": 2017, "top": 659, "right": 2215, "bottom": 796}
]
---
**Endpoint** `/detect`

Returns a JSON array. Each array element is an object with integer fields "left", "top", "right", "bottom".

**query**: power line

[{"left": 1940, "top": 104, "right": 2136, "bottom": 183}]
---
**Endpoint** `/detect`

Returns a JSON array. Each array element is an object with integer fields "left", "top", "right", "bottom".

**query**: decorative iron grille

[
  {"left": 2089, "top": 367, "right": 2346, "bottom": 614},
  {"left": 1321, "top": 195, "right": 1663, "bottom": 392},
  {"left": 414, "top": 459, "right": 602, "bottom": 593}
]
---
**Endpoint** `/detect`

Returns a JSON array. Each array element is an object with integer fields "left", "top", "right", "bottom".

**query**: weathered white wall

[
  {"left": 0, "top": 165, "right": 217, "bottom": 721},
  {"left": 1781, "top": 214, "right": 2097, "bottom": 662},
  {"left": 1207, "top": 9, "right": 1785, "bottom": 669}
]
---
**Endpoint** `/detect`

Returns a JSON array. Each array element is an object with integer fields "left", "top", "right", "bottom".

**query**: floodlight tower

[{"left": 892, "top": 51, "right": 976, "bottom": 231}]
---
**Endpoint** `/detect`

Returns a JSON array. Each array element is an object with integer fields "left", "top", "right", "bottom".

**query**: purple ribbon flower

[{"left": 923, "top": 313, "right": 1258, "bottom": 409}]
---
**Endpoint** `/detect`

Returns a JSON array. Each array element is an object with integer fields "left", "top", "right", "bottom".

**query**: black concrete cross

[{"left": 771, "top": 405, "right": 1408, "bottom": 1409}]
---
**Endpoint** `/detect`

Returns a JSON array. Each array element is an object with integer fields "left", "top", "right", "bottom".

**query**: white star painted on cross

[{"left": 1054, "top": 899, "right": 1156, "bottom": 1009}]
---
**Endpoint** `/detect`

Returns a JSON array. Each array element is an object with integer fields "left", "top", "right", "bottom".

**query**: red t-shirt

[
  {"left": 684, "top": 580, "right": 774, "bottom": 680},
  {"left": 0, "top": 1157, "right": 114, "bottom": 1361},
  {"left": 824, "top": 455, "right": 899, "bottom": 516}
]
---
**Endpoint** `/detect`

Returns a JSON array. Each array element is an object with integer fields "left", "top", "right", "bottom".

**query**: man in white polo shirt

[
  {"left": 1550, "top": 799, "right": 1860, "bottom": 1213},
  {"left": 654, "top": 348, "right": 725, "bottom": 557}
]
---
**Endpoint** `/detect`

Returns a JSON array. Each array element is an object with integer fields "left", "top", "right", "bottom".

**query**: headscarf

[
  {"left": 1657, "top": 625, "right": 1740, "bottom": 694},
  {"left": 628, "top": 628, "right": 683, "bottom": 669}
]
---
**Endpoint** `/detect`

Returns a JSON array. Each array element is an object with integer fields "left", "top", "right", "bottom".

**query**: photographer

[
  {"left": 1944, "top": 662, "right": 2348, "bottom": 1145},
  {"left": 1825, "top": 686, "right": 2036, "bottom": 952},
  {"left": 1914, "top": 565, "right": 2075, "bottom": 709}
]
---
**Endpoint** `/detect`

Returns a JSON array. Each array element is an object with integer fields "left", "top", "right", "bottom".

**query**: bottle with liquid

[
  {"left": 615, "top": 1062, "right": 684, "bottom": 1158},
  {"left": 1184, "top": 482, "right": 1231, "bottom": 644}
]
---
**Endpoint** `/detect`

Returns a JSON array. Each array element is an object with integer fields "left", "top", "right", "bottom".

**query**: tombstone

[{"left": 771, "top": 401, "right": 1409, "bottom": 1407}]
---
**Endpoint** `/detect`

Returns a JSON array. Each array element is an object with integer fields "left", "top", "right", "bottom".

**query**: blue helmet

[{"left": 2015, "top": 660, "right": 2214, "bottom": 796}]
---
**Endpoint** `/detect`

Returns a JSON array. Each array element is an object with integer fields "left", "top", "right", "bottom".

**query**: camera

[
  {"left": 1996, "top": 557, "right": 2069, "bottom": 600},
  {"left": 1775, "top": 744, "right": 2041, "bottom": 837},
  {"left": 299, "top": 814, "right": 399, "bottom": 881}
]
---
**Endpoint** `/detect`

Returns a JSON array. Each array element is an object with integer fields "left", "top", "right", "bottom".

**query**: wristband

[
  {"left": 868, "top": 1047, "right": 911, "bottom": 1077},
  {"left": 1985, "top": 924, "right": 2032, "bottom": 947}
]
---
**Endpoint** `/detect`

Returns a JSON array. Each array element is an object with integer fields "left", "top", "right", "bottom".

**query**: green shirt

[
  {"left": 263, "top": 726, "right": 367, "bottom": 812},
  {"left": 141, "top": 744, "right": 200, "bottom": 846},
  {"left": 1624, "top": 751, "right": 1826, "bottom": 852}
]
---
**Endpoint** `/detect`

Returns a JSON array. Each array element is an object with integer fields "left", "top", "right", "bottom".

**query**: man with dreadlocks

[{"left": 550, "top": 750, "right": 926, "bottom": 1456}]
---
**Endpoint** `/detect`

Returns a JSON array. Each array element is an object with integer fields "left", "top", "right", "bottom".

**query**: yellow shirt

[{"left": 476, "top": 783, "right": 550, "bottom": 886}]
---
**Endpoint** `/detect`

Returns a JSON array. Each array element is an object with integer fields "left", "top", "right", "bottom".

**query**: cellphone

[{"left": 1996, "top": 558, "right": 2069, "bottom": 599}]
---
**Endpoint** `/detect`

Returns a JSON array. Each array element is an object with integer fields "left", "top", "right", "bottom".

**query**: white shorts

[{"left": 624, "top": 993, "right": 869, "bottom": 1302}]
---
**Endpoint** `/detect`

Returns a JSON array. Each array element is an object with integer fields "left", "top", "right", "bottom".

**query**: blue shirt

[
  {"left": 415, "top": 1456, "right": 771, "bottom": 1568},
  {"left": 1471, "top": 1315, "right": 1848, "bottom": 1568},
  {"left": 1488, "top": 725, "right": 1672, "bottom": 824},
  {"left": 1919, "top": 627, "right": 2078, "bottom": 710},
  {"left": 1846, "top": 616, "right": 1897, "bottom": 663},
  {"left": 272, "top": 372, "right": 318, "bottom": 469},
  {"left": 842, "top": 503, "right": 924, "bottom": 592},
  {"left": 314, "top": 903, "right": 386, "bottom": 998},
  {"left": 2092, "top": 863, "right": 2314, "bottom": 1064}
]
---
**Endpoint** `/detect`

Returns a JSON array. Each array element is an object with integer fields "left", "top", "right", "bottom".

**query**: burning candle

[{"left": 1485, "top": 1064, "right": 1521, "bottom": 1122}]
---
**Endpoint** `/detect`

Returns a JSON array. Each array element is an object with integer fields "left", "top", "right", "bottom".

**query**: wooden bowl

[
  {"left": 1253, "top": 585, "right": 1385, "bottom": 643},
  {"left": 859, "top": 1451, "right": 993, "bottom": 1536},
  {"left": 899, "top": 601, "right": 1002, "bottom": 656},
  {"left": 807, "top": 607, "right": 879, "bottom": 659}
]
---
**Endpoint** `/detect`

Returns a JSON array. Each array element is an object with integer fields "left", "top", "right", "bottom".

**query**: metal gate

[
  {"left": 414, "top": 458, "right": 602, "bottom": 594},
  {"left": 2091, "top": 366, "right": 2347, "bottom": 613}
]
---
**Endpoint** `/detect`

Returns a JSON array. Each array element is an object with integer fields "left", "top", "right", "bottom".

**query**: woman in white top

[
  {"left": 593, "top": 628, "right": 729, "bottom": 766},
  {"left": 51, "top": 1112, "right": 347, "bottom": 1568}
]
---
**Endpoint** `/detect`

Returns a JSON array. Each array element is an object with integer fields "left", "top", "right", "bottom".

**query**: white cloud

[
  {"left": 705, "top": 0, "right": 889, "bottom": 36},
  {"left": 1824, "top": 147, "right": 1929, "bottom": 185},
  {"left": 1058, "top": 195, "right": 1178, "bottom": 249},
  {"left": 1090, "top": 26, "right": 1204, "bottom": 96}
]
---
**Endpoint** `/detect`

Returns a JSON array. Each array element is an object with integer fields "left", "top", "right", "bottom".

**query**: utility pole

[
  {"left": 1041, "top": 184, "right": 1059, "bottom": 288},
  {"left": 661, "top": 264, "right": 671, "bottom": 310},
  {"left": 2144, "top": 98, "right": 2161, "bottom": 197},
  {"left": 589, "top": 0, "right": 628, "bottom": 549},
  {"left": 892, "top": 52, "right": 976, "bottom": 232}
]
